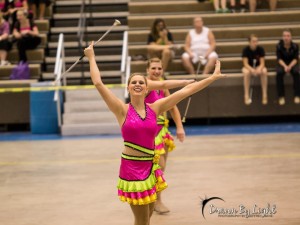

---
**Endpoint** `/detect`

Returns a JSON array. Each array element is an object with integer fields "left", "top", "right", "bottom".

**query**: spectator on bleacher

[
  {"left": 276, "top": 29, "right": 300, "bottom": 105},
  {"left": 147, "top": 18, "right": 174, "bottom": 72},
  {"left": 230, "top": 0, "right": 247, "bottom": 13},
  {"left": 249, "top": 0, "right": 277, "bottom": 12},
  {"left": 242, "top": 34, "right": 268, "bottom": 105},
  {"left": 182, "top": 16, "right": 218, "bottom": 75},
  {"left": 0, "top": 11, "right": 11, "bottom": 65},
  {"left": 213, "top": 0, "right": 229, "bottom": 13},
  {"left": 12, "top": 9, "right": 41, "bottom": 62},
  {"left": 28, "top": 0, "right": 45, "bottom": 20},
  {"left": 6, "top": 0, "right": 28, "bottom": 30}
]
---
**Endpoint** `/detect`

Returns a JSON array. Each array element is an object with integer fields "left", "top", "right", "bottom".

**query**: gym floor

[{"left": 0, "top": 126, "right": 299, "bottom": 225}]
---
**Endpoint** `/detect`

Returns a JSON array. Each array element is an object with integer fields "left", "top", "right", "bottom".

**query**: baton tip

[{"left": 114, "top": 19, "right": 121, "bottom": 26}]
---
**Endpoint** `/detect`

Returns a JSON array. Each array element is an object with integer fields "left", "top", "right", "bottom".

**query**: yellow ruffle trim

[{"left": 117, "top": 163, "right": 160, "bottom": 192}]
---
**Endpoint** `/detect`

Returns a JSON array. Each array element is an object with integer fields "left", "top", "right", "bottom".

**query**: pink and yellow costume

[
  {"left": 117, "top": 103, "right": 167, "bottom": 205},
  {"left": 145, "top": 90, "right": 175, "bottom": 155}
]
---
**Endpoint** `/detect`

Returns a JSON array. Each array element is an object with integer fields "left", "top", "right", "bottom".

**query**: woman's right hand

[{"left": 84, "top": 41, "right": 95, "bottom": 59}]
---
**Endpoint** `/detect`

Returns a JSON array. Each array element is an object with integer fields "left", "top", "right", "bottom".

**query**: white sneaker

[
  {"left": 294, "top": 96, "right": 300, "bottom": 104},
  {"left": 1, "top": 60, "right": 11, "bottom": 66},
  {"left": 279, "top": 97, "right": 285, "bottom": 106}
]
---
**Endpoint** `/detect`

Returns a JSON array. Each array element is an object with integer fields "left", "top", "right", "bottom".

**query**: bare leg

[
  {"left": 29, "top": 3, "right": 37, "bottom": 19},
  {"left": 221, "top": 0, "right": 227, "bottom": 9},
  {"left": 202, "top": 57, "right": 217, "bottom": 75},
  {"left": 213, "top": 0, "right": 220, "bottom": 11},
  {"left": 130, "top": 203, "right": 153, "bottom": 225},
  {"left": 249, "top": 0, "right": 256, "bottom": 12},
  {"left": 39, "top": 3, "right": 46, "bottom": 20},
  {"left": 269, "top": 0, "right": 277, "bottom": 11},
  {"left": 0, "top": 50, "right": 8, "bottom": 61},
  {"left": 154, "top": 150, "right": 169, "bottom": 214},
  {"left": 182, "top": 55, "right": 195, "bottom": 75},
  {"left": 242, "top": 67, "right": 252, "bottom": 104},
  {"left": 260, "top": 67, "right": 268, "bottom": 104},
  {"left": 161, "top": 48, "right": 172, "bottom": 72}
]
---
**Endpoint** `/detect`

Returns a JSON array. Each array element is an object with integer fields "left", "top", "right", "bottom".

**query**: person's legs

[
  {"left": 276, "top": 66, "right": 285, "bottom": 105},
  {"left": 221, "top": 0, "right": 227, "bottom": 10},
  {"left": 249, "top": 0, "right": 257, "bottom": 12},
  {"left": 290, "top": 65, "right": 300, "bottom": 98},
  {"left": 242, "top": 67, "right": 252, "bottom": 105},
  {"left": 29, "top": 2, "right": 37, "bottom": 19},
  {"left": 161, "top": 48, "right": 172, "bottom": 72},
  {"left": 154, "top": 151, "right": 169, "bottom": 214},
  {"left": 213, "top": 0, "right": 220, "bottom": 11},
  {"left": 203, "top": 52, "right": 217, "bottom": 75},
  {"left": 182, "top": 52, "right": 195, "bottom": 75},
  {"left": 17, "top": 38, "right": 28, "bottom": 62},
  {"left": 269, "top": 0, "right": 277, "bottom": 11},
  {"left": 260, "top": 67, "right": 268, "bottom": 104},
  {"left": 0, "top": 50, "right": 7, "bottom": 62},
  {"left": 38, "top": 1, "right": 46, "bottom": 20},
  {"left": 130, "top": 204, "right": 151, "bottom": 225}
]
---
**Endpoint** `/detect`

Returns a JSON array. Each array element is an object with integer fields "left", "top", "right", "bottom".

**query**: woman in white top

[{"left": 182, "top": 17, "right": 218, "bottom": 75}]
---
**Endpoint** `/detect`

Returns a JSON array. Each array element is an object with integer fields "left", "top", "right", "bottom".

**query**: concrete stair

[
  {"left": 61, "top": 88, "right": 124, "bottom": 136},
  {"left": 43, "top": 0, "right": 129, "bottom": 84}
]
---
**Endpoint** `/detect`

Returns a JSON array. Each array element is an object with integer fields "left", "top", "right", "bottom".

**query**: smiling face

[
  {"left": 147, "top": 61, "right": 163, "bottom": 81},
  {"left": 16, "top": 10, "right": 25, "bottom": 21},
  {"left": 127, "top": 74, "right": 148, "bottom": 97}
]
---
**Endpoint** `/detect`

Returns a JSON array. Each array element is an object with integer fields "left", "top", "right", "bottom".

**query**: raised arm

[
  {"left": 151, "top": 61, "right": 225, "bottom": 115},
  {"left": 147, "top": 78, "right": 194, "bottom": 91},
  {"left": 84, "top": 42, "right": 127, "bottom": 124},
  {"left": 164, "top": 89, "right": 185, "bottom": 142}
]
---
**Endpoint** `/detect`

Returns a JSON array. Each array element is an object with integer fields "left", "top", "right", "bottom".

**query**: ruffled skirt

[
  {"left": 155, "top": 116, "right": 175, "bottom": 155},
  {"left": 117, "top": 153, "right": 167, "bottom": 205}
]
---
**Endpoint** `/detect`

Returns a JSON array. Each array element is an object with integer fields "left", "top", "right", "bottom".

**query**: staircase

[
  {"left": 46, "top": 0, "right": 129, "bottom": 136},
  {"left": 43, "top": 0, "right": 129, "bottom": 84},
  {"left": 61, "top": 87, "right": 124, "bottom": 136}
]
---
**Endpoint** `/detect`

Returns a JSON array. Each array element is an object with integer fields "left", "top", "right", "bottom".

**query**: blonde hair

[
  {"left": 127, "top": 73, "right": 148, "bottom": 86},
  {"left": 147, "top": 57, "right": 163, "bottom": 69}
]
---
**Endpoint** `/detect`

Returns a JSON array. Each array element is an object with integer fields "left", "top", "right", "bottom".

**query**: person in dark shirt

[
  {"left": 242, "top": 34, "right": 268, "bottom": 105},
  {"left": 147, "top": 18, "right": 174, "bottom": 72},
  {"left": 276, "top": 29, "right": 300, "bottom": 105}
]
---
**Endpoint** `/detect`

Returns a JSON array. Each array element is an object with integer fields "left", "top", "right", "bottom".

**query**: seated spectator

[
  {"left": 249, "top": 0, "right": 277, "bottom": 12},
  {"left": 230, "top": 0, "right": 247, "bottom": 13},
  {"left": 6, "top": 0, "right": 28, "bottom": 30},
  {"left": 0, "top": 0, "right": 10, "bottom": 20},
  {"left": 276, "top": 29, "right": 300, "bottom": 105},
  {"left": 182, "top": 16, "right": 218, "bottom": 75},
  {"left": 242, "top": 34, "right": 268, "bottom": 105},
  {"left": 12, "top": 9, "right": 41, "bottom": 63},
  {"left": 147, "top": 18, "right": 174, "bottom": 72},
  {"left": 0, "top": 11, "right": 11, "bottom": 65},
  {"left": 28, "top": 0, "right": 45, "bottom": 20},
  {"left": 213, "top": 0, "right": 229, "bottom": 13}
]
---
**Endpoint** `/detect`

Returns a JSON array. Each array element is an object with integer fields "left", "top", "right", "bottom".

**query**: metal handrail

[
  {"left": 121, "top": 31, "right": 129, "bottom": 100},
  {"left": 121, "top": 31, "right": 128, "bottom": 79},
  {"left": 78, "top": 0, "right": 87, "bottom": 83},
  {"left": 53, "top": 33, "right": 66, "bottom": 129},
  {"left": 124, "top": 56, "right": 131, "bottom": 100}
]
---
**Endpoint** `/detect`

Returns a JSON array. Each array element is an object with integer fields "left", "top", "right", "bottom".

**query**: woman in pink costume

[
  {"left": 145, "top": 57, "right": 185, "bottom": 214},
  {"left": 84, "top": 42, "right": 225, "bottom": 225}
]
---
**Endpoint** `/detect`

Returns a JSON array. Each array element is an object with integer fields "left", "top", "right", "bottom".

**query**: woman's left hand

[
  {"left": 176, "top": 127, "right": 185, "bottom": 142},
  {"left": 211, "top": 60, "right": 226, "bottom": 80}
]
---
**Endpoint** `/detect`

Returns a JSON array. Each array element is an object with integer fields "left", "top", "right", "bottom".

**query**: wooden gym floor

[{"left": 0, "top": 132, "right": 299, "bottom": 225}]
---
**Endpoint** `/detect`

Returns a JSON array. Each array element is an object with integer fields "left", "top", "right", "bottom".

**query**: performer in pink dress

[
  {"left": 145, "top": 57, "right": 185, "bottom": 213},
  {"left": 84, "top": 41, "right": 225, "bottom": 225}
]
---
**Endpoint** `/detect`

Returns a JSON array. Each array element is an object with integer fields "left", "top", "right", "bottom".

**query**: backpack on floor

[{"left": 10, "top": 61, "right": 30, "bottom": 80}]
